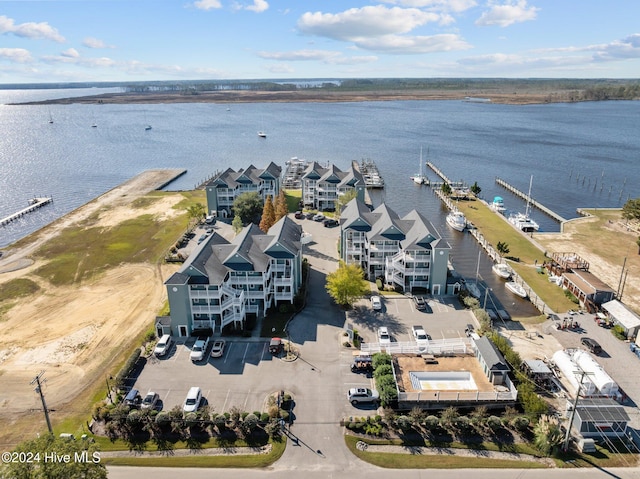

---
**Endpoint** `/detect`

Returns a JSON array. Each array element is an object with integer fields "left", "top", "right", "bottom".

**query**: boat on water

[
  {"left": 410, "top": 147, "right": 428, "bottom": 185},
  {"left": 466, "top": 281, "right": 481, "bottom": 299},
  {"left": 258, "top": 131, "right": 267, "bottom": 138},
  {"left": 508, "top": 175, "right": 539, "bottom": 232},
  {"left": 145, "top": 125, "right": 152, "bottom": 131},
  {"left": 486, "top": 309, "right": 498, "bottom": 321},
  {"left": 492, "top": 262, "right": 512, "bottom": 279},
  {"left": 505, "top": 281, "right": 527, "bottom": 298},
  {"left": 491, "top": 196, "right": 505, "bottom": 212},
  {"left": 446, "top": 210, "right": 466, "bottom": 232}
]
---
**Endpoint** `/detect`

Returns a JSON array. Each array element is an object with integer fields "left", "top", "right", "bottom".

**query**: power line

[{"left": 30, "top": 371, "right": 53, "bottom": 435}]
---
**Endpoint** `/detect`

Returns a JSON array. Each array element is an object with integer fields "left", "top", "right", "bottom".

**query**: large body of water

[{"left": 1, "top": 88, "right": 639, "bottom": 314}]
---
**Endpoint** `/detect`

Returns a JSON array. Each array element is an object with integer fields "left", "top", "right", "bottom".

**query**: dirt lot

[{"left": 0, "top": 170, "right": 185, "bottom": 446}]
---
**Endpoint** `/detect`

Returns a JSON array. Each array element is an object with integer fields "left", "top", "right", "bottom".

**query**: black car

[
  {"left": 581, "top": 337, "right": 602, "bottom": 355},
  {"left": 323, "top": 218, "right": 339, "bottom": 228},
  {"left": 305, "top": 212, "right": 315, "bottom": 220}
]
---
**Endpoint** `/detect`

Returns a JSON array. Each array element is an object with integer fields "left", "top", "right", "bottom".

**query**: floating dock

[
  {"left": 354, "top": 159, "right": 384, "bottom": 189},
  {"left": 1, "top": 197, "right": 53, "bottom": 227},
  {"left": 282, "top": 157, "right": 308, "bottom": 189},
  {"left": 495, "top": 177, "right": 567, "bottom": 223}
]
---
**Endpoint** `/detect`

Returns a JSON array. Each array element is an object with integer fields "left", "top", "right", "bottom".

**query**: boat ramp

[
  {"left": 495, "top": 177, "right": 567, "bottom": 223},
  {"left": 1, "top": 197, "right": 53, "bottom": 227}
]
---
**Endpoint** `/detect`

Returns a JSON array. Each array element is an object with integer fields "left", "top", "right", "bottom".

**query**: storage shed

[
  {"left": 570, "top": 398, "right": 629, "bottom": 440},
  {"left": 602, "top": 300, "right": 640, "bottom": 340}
]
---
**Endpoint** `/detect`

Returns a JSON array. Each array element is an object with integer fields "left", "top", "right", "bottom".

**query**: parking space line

[
  {"left": 223, "top": 342, "right": 232, "bottom": 363},
  {"left": 222, "top": 389, "right": 230, "bottom": 413},
  {"left": 242, "top": 343, "right": 249, "bottom": 363}
]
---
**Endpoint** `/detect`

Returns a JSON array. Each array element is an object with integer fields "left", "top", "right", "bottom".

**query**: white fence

[{"left": 360, "top": 338, "right": 472, "bottom": 355}]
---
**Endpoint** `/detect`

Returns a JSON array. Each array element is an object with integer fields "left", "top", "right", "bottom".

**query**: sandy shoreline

[{"left": 20, "top": 88, "right": 580, "bottom": 106}]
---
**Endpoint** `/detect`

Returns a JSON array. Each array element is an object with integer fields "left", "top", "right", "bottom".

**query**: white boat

[
  {"left": 508, "top": 176, "right": 539, "bottom": 232},
  {"left": 491, "top": 196, "right": 505, "bottom": 212},
  {"left": 446, "top": 210, "right": 466, "bottom": 232},
  {"left": 258, "top": 131, "right": 267, "bottom": 138},
  {"left": 410, "top": 147, "right": 428, "bottom": 185},
  {"left": 505, "top": 281, "right": 527, "bottom": 298},
  {"left": 48, "top": 108, "right": 54, "bottom": 124},
  {"left": 492, "top": 262, "right": 512, "bottom": 279},
  {"left": 145, "top": 125, "right": 152, "bottom": 131}
]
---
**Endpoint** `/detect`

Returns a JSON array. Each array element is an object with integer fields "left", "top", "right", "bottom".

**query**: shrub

[
  {"left": 487, "top": 415, "right": 502, "bottom": 431},
  {"left": 376, "top": 278, "right": 383, "bottom": 289},
  {"left": 155, "top": 411, "right": 171, "bottom": 427},
  {"left": 373, "top": 364, "right": 393, "bottom": 379},
  {"left": 511, "top": 416, "right": 530, "bottom": 432},
  {"left": 612, "top": 324, "right": 627, "bottom": 340},
  {"left": 372, "top": 352, "right": 391, "bottom": 370},
  {"left": 115, "top": 348, "right": 141, "bottom": 389},
  {"left": 260, "top": 412, "right": 270, "bottom": 423},
  {"left": 364, "top": 422, "right": 383, "bottom": 436},
  {"left": 395, "top": 415, "right": 412, "bottom": 431}
]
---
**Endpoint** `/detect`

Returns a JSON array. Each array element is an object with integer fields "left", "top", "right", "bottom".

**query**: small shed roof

[
  {"left": 474, "top": 336, "right": 510, "bottom": 372},
  {"left": 523, "top": 359, "right": 552, "bottom": 375},
  {"left": 602, "top": 300, "right": 640, "bottom": 330}
]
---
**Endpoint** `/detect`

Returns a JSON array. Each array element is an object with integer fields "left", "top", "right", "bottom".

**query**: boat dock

[
  {"left": 1, "top": 197, "right": 53, "bottom": 227},
  {"left": 354, "top": 159, "right": 384, "bottom": 189},
  {"left": 495, "top": 177, "right": 567, "bottom": 223},
  {"left": 282, "top": 157, "right": 308, "bottom": 189}
]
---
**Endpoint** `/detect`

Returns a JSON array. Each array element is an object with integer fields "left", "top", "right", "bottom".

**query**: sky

[{"left": 1, "top": 0, "right": 639, "bottom": 84}]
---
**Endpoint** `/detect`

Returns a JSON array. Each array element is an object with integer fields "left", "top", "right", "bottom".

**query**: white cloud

[
  {"left": 245, "top": 0, "right": 269, "bottom": 13},
  {"left": 475, "top": 0, "right": 538, "bottom": 27},
  {"left": 193, "top": 0, "right": 222, "bottom": 11},
  {"left": 0, "top": 15, "right": 65, "bottom": 42},
  {"left": 83, "top": 37, "right": 114, "bottom": 49},
  {"left": 60, "top": 48, "right": 79, "bottom": 58},
  {"left": 258, "top": 49, "right": 378, "bottom": 65},
  {"left": 0, "top": 48, "right": 32, "bottom": 63},
  {"left": 355, "top": 33, "right": 471, "bottom": 53},
  {"left": 379, "top": 0, "right": 477, "bottom": 13},
  {"left": 298, "top": 6, "right": 440, "bottom": 40}
]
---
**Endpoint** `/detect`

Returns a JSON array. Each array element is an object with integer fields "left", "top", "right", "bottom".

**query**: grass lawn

[
  {"left": 99, "top": 437, "right": 286, "bottom": 468},
  {"left": 344, "top": 435, "right": 546, "bottom": 469},
  {"left": 284, "top": 189, "right": 301, "bottom": 212},
  {"left": 455, "top": 198, "right": 576, "bottom": 313}
]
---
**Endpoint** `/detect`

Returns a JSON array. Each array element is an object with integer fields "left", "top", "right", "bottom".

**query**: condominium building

[
  {"left": 301, "top": 162, "right": 365, "bottom": 211},
  {"left": 339, "top": 198, "right": 453, "bottom": 294},
  {"left": 162, "top": 216, "right": 302, "bottom": 337},
  {"left": 205, "top": 162, "right": 282, "bottom": 218}
]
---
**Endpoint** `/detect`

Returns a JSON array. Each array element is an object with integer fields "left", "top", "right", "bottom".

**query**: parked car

[
  {"left": 197, "top": 234, "right": 208, "bottom": 244},
  {"left": 183, "top": 387, "right": 202, "bottom": 413},
  {"left": 413, "top": 296, "right": 427, "bottom": 310},
  {"left": 210, "top": 340, "right": 225, "bottom": 358},
  {"left": 347, "top": 387, "right": 379, "bottom": 405},
  {"left": 124, "top": 388, "right": 142, "bottom": 408},
  {"left": 204, "top": 215, "right": 216, "bottom": 225},
  {"left": 313, "top": 213, "right": 325, "bottom": 222},
  {"left": 305, "top": 212, "right": 315, "bottom": 220},
  {"left": 141, "top": 391, "right": 160, "bottom": 410},
  {"left": 294, "top": 211, "right": 304, "bottom": 219},
  {"left": 377, "top": 326, "right": 391, "bottom": 345},
  {"left": 323, "top": 218, "right": 339, "bottom": 228},
  {"left": 371, "top": 295, "right": 382, "bottom": 311},
  {"left": 190, "top": 336, "right": 210, "bottom": 362},
  {"left": 154, "top": 334, "right": 172, "bottom": 357},
  {"left": 581, "top": 337, "right": 602, "bottom": 355},
  {"left": 351, "top": 354, "right": 373, "bottom": 374}
]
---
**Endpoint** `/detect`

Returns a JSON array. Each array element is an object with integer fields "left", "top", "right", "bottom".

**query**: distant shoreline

[{"left": 13, "top": 88, "right": 604, "bottom": 106}]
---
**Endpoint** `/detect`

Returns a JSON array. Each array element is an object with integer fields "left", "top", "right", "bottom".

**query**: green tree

[
  {"left": 496, "top": 241, "right": 510, "bottom": 256},
  {"left": 622, "top": 198, "right": 640, "bottom": 222},
  {"left": 274, "top": 190, "right": 289, "bottom": 221},
  {"left": 232, "top": 215, "right": 243, "bottom": 234},
  {"left": 259, "top": 195, "right": 276, "bottom": 232},
  {"left": 470, "top": 181, "right": 481, "bottom": 196},
  {"left": 533, "top": 414, "right": 563, "bottom": 456},
  {"left": 441, "top": 182, "right": 452, "bottom": 195},
  {"left": 337, "top": 189, "right": 358, "bottom": 215},
  {"left": 233, "top": 191, "right": 263, "bottom": 225},
  {"left": 186, "top": 203, "right": 206, "bottom": 224},
  {"left": 325, "top": 260, "right": 368, "bottom": 308},
  {"left": 1, "top": 434, "right": 107, "bottom": 479}
]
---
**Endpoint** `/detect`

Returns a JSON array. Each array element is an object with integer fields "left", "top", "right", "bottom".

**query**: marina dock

[
  {"left": 495, "top": 177, "right": 567, "bottom": 223},
  {"left": 353, "top": 159, "right": 384, "bottom": 189},
  {"left": 1, "top": 197, "right": 53, "bottom": 227}
]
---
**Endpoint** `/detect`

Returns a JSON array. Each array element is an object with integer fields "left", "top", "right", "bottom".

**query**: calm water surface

[{"left": 1, "top": 89, "right": 639, "bottom": 314}]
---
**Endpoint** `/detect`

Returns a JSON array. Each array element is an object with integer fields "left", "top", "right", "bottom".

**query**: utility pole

[
  {"left": 563, "top": 369, "right": 592, "bottom": 452},
  {"left": 31, "top": 371, "right": 53, "bottom": 435}
]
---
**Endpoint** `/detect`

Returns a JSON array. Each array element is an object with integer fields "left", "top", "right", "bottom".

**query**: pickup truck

[{"left": 412, "top": 325, "right": 431, "bottom": 349}]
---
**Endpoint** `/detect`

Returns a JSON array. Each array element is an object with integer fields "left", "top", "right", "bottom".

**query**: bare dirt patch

[{"left": 0, "top": 170, "right": 184, "bottom": 445}]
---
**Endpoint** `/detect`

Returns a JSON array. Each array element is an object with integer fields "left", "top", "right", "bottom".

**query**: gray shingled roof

[
  {"left": 340, "top": 198, "right": 373, "bottom": 231},
  {"left": 265, "top": 216, "right": 302, "bottom": 257},
  {"left": 368, "top": 203, "right": 405, "bottom": 241},
  {"left": 206, "top": 162, "right": 281, "bottom": 190},
  {"left": 400, "top": 210, "right": 442, "bottom": 251},
  {"left": 475, "top": 336, "right": 510, "bottom": 372}
]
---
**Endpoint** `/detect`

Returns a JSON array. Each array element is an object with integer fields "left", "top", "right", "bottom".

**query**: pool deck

[{"left": 396, "top": 355, "right": 495, "bottom": 393}]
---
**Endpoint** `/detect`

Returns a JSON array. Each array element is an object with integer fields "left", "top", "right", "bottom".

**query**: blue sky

[{"left": 1, "top": 0, "right": 639, "bottom": 83}]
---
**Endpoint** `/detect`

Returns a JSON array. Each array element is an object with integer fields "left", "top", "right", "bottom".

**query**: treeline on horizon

[{"left": 2, "top": 78, "right": 640, "bottom": 101}]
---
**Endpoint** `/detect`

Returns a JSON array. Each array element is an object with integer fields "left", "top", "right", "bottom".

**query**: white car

[
  {"left": 312, "top": 213, "right": 325, "bottom": 222},
  {"left": 141, "top": 391, "right": 159, "bottom": 411},
  {"left": 154, "top": 334, "right": 172, "bottom": 357},
  {"left": 210, "top": 340, "right": 225, "bottom": 358},
  {"left": 377, "top": 326, "right": 391, "bottom": 345},
  {"left": 190, "top": 336, "right": 210, "bottom": 362},
  {"left": 183, "top": 387, "right": 202, "bottom": 413},
  {"left": 370, "top": 295, "right": 382, "bottom": 311},
  {"left": 347, "top": 387, "right": 380, "bottom": 405}
]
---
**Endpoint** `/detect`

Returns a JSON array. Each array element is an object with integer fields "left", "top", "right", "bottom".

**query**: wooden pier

[
  {"left": 495, "top": 177, "right": 567, "bottom": 223},
  {"left": 1, "top": 197, "right": 53, "bottom": 227}
]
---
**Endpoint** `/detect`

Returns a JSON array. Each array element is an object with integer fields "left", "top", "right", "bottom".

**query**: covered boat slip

[{"left": 601, "top": 299, "right": 640, "bottom": 339}]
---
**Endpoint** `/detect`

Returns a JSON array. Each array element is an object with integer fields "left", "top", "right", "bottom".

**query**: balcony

[{"left": 369, "top": 244, "right": 398, "bottom": 253}]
